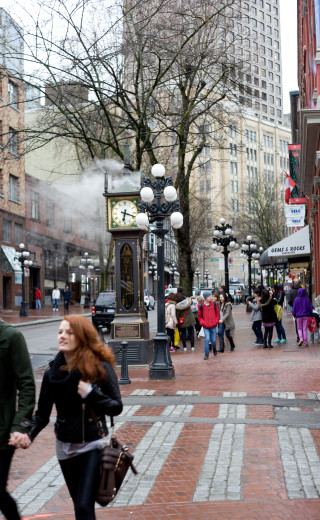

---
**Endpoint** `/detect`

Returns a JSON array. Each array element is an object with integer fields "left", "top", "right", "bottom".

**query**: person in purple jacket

[{"left": 292, "top": 288, "right": 313, "bottom": 347}]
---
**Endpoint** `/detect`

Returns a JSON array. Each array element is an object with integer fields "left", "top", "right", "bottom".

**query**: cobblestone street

[{"left": 3, "top": 306, "right": 320, "bottom": 520}]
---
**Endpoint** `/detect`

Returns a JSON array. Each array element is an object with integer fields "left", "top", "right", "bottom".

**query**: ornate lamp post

[
  {"left": 170, "top": 262, "right": 179, "bottom": 287},
  {"left": 240, "top": 235, "right": 260, "bottom": 296},
  {"left": 204, "top": 269, "right": 210, "bottom": 287},
  {"left": 14, "top": 243, "right": 36, "bottom": 317},
  {"left": 79, "top": 252, "right": 94, "bottom": 306},
  {"left": 148, "top": 262, "right": 157, "bottom": 298},
  {"left": 194, "top": 268, "right": 201, "bottom": 289},
  {"left": 136, "top": 163, "right": 183, "bottom": 380},
  {"left": 211, "top": 218, "right": 239, "bottom": 294}
]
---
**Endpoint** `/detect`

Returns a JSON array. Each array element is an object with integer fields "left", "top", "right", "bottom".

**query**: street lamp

[
  {"left": 148, "top": 262, "right": 157, "bottom": 298},
  {"left": 194, "top": 268, "right": 201, "bottom": 289},
  {"left": 240, "top": 235, "right": 261, "bottom": 296},
  {"left": 136, "top": 163, "right": 183, "bottom": 379},
  {"left": 204, "top": 269, "right": 210, "bottom": 287},
  {"left": 14, "top": 243, "right": 36, "bottom": 317},
  {"left": 211, "top": 218, "right": 239, "bottom": 294},
  {"left": 170, "top": 262, "right": 179, "bottom": 287},
  {"left": 79, "top": 252, "right": 94, "bottom": 306}
]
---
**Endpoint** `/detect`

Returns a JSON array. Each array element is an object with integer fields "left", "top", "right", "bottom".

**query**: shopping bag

[
  {"left": 274, "top": 303, "right": 283, "bottom": 321},
  {"left": 174, "top": 328, "right": 180, "bottom": 346},
  {"left": 308, "top": 316, "right": 317, "bottom": 333},
  {"left": 198, "top": 326, "right": 205, "bottom": 338}
]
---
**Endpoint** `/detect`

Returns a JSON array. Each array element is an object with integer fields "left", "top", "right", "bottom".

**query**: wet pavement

[{"left": 2, "top": 305, "right": 320, "bottom": 520}]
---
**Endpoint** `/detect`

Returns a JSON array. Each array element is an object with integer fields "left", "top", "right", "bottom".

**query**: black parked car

[{"left": 91, "top": 291, "right": 115, "bottom": 331}]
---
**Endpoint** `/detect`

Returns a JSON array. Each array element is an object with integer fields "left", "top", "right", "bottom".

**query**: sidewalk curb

[{"left": 10, "top": 314, "right": 91, "bottom": 328}]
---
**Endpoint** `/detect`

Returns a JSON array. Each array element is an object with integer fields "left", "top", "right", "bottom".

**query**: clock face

[{"left": 111, "top": 200, "right": 138, "bottom": 227}]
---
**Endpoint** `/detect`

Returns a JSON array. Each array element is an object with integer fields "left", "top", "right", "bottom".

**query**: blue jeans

[
  {"left": 35, "top": 299, "right": 41, "bottom": 309},
  {"left": 275, "top": 319, "right": 286, "bottom": 340},
  {"left": 218, "top": 323, "right": 232, "bottom": 341},
  {"left": 252, "top": 320, "right": 263, "bottom": 343},
  {"left": 204, "top": 327, "right": 217, "bottom": 355},
  {"left": 53, "top": 298, "right": 59, "bottom": 310}
]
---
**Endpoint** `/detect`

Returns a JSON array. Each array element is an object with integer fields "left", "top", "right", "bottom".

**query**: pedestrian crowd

[{"left": 165, "top": 279, "right": 319, "bottom": 359}]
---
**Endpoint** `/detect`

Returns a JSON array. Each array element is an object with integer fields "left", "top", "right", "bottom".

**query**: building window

[
  {"left": 63, "top": 211, "right": 72, "bottom": 233},
  {"left": 46, "top": 198, "right": 55, "bottom": 227},
  {"left": 9, "top": 175, "right": 19, "bottom": 202},
  {"left": 9, "top": 128, "right": 18, "bottom": 155},
  {"left": 2, "top": 219, "right": 11, "bottom": 243},
  {"left": 8, "top": 81, "right": 18, "bottom": 109},
  {"left": 14, "top": 223, "right": 22, "bottom": 245},
  {"left": 30, "top": 190, "right": 40, "bottom": 220}
]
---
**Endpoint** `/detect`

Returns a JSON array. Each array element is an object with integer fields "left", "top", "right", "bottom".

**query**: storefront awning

[
  {"left": 267, "top": 226, "right": 310, "bottom": 258},
  {"left": 1, "top": 245, "right": 21, "bottom": 272}
]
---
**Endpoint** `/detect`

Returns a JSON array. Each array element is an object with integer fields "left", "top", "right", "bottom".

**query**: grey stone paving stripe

[
  {"left": 123, "top": 395, "right": 320, "bottom": 409},
  {"left": 109, "top": 393, "right": 195, "bottom": 507},
  {"left": 278, "top": 426, "right": 320, "bottom": 499},
  {"left": 193, "top": 423, "right": 245, "bottom": 502}
]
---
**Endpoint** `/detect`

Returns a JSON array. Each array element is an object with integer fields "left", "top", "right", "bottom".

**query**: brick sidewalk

[{"left": 4, "top": 306, "right": 320, "bottom": 520}]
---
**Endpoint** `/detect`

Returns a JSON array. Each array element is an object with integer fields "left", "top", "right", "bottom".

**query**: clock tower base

[{"left": 109, "top": 315, "right": 153, "bottom": 365}]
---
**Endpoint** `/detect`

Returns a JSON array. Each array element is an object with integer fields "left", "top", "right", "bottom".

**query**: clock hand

[{"left": 121, "top": 209, "right": 135, "bottom": 219}]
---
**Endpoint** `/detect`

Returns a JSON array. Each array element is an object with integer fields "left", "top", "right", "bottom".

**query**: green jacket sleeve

[{"left": 9, "top": 329, "right": 36, "bottom": 434}]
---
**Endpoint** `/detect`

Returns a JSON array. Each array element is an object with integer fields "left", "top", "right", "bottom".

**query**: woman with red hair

[{"left": 30, "top": 315, "right": 123, "bottom": 520}]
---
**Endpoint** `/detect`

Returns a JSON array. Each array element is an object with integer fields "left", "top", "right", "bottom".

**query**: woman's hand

[
  {"left": 78, "top": 380, "right": 91, "bottom": 398},
  {"left": 219, "top": 319, "right": 223, "bottom": 323}
]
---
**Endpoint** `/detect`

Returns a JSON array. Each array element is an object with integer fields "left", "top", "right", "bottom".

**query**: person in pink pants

[{"left": 292, "top": 288, "right": 313, "bottom": 347}]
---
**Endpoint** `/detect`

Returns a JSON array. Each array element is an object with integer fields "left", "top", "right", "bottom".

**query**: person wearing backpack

[
  {"left": 176, "top": 294, "right": 196, "bottom": 352},
  {"left": 198, "top": 291, "right": 219, "bottom": 360},
  {"left": 271, "top": 284, "right": 287, "bottom": 344},
  {"left": 258, "top": 288, "right": 277, "bottom": 349}
]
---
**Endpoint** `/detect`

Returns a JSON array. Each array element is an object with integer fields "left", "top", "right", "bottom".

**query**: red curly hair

[{"left": 60, "top": 315, "right": 115, "bottom": 382}]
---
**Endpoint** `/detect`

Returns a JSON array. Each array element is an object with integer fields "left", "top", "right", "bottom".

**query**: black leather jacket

[{"left": 30, "top": 352, "right": 122, "bottom": 443}]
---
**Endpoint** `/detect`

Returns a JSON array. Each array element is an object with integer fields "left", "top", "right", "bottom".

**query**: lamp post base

[
  {"left": 20, "top": 301, "right": 28, "bottom": 317},
  {"left": 149, "top": 333, "right": 175, "bottom": 380}
]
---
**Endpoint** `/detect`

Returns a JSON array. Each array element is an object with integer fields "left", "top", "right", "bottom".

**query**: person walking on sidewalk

[
  {"left": 292, "top": 288, "right": 313, "bottom": 347},
  {"left": 52, "top": 286, "right": 60, "bottom": 311},
  {"left": 165, "top": 293, "right": 178, "bottom": 352},
  {"left": 246, "top": 288, "right": 264, "bottom": 346},
  {"left": 35, "top": 287, "right": 42, "bottom": 309},
  {"left": 198, "top": 291, "right": 219, "bottom": 360},
  {"left": 30, "top": 315, "right": 123, "bottom": 520},
  {"left": 272, "top": 284, "right": 287, "bottom": 344},
  {"left": 63, "top": 284, "right": 72, "bottom": 314},
  {"left": 176, "top": 294, "right": 196, "bottom": 352},
  {"left": 288, "top": 278, "right": 301, "bottom": 342},
  {"left": 218, "top": 293, "right": 236, "bottom": 352},
  {"left": 259, "top": 288, "right": 277, "bottom": 349},
  {"left": 0, "top": 321, "right": 35, "bottom": 520}
]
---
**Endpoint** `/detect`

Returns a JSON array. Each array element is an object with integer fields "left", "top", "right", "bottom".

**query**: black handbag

[{"left": 91, "top": 411, "right": 138, "bottom": 506}]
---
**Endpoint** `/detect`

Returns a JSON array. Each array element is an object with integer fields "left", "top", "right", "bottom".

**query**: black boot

[
  {"left": 218, "top": 336, "right": 224, "bottom": 352},
  {"left": 228, "top": 337, "right": 235, "bottom": 351}
]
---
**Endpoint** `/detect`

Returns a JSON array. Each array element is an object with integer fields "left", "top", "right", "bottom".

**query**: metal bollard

[{"left": 118, "top": 341, "right": 131, "bottom": 385}]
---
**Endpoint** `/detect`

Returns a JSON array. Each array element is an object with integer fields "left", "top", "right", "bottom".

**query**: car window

[{"left": 95, "top": 293, "right": 115, "bottom": 306}]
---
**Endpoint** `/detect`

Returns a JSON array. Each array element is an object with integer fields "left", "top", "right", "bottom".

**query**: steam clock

[{"left": 104, "top": 153, "right": 153, "bottom": 364}]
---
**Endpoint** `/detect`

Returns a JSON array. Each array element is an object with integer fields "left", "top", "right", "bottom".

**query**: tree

[
  {"left": 6, "top": 0, "right": 249, "bottom": 294},
  {"left": 238, "top": 178, "right": 286, "bottom": 250}
]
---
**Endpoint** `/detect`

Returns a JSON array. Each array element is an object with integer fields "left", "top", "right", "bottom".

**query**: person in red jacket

[
  {"left": 35, "top": 287, "right": 42, "bottom": 309},
  {"left": 198, "top": 291, "right": 220, "bottom": 360}
]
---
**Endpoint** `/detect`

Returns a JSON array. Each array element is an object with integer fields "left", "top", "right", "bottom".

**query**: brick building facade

[{"left": 298, "top": 0, "right": 320, "bottom": 302}]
